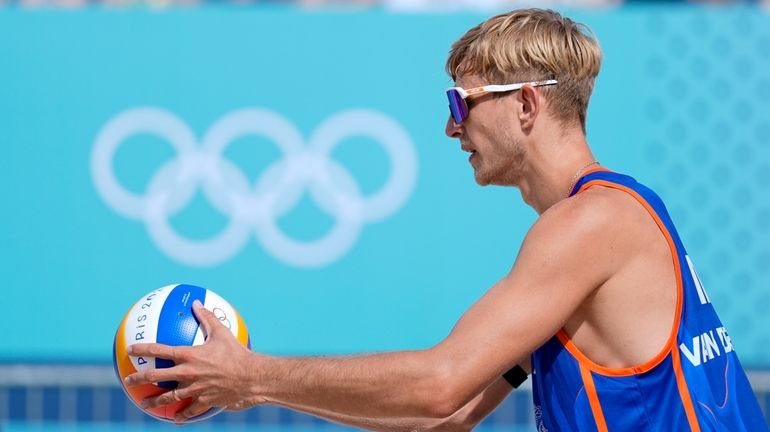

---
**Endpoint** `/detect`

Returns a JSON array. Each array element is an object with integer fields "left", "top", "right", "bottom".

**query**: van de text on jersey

[{"left": 679, "top": 326, "right": 733, "bottom": 367}]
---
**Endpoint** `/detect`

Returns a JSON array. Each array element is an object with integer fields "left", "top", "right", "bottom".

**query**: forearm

[
  {"left": 269, "top": 375, "right": 516, "bottom": 432},
  {"left": 251, "top": 349, "right": 465, "bottom": 419},
  {"left": 269, "top": 402, "right": 459, "bottom": 432}
]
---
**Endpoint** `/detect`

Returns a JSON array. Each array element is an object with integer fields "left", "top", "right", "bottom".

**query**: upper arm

[{"left": 429, "top": 193, "right": 619, "bottom": 409}]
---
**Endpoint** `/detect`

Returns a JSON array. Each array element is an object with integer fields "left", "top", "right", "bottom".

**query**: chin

[
  {"left": 473, "top": 170, "right": 492, "bottom": 186},
  {"left": 474, "top": 169, "right": 513, "bottom": 187}
]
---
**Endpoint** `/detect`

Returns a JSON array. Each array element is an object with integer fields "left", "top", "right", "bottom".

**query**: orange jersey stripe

[
  {"left": 559, "top": 178, "right": 701, "bottom": 431},
  {"left": 579, "top": 364, "right": 609, "bottom": 432},
  {"left": 557, "top": 179, "right": 684, "bottom": 377}
]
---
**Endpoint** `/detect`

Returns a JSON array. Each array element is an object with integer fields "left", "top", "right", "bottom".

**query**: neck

[{"left": 517, "top": 133, "right": 598, "bottom": 215}]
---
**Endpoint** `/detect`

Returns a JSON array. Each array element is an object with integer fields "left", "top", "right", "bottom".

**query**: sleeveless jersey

[{"left": 530, "top": 169, "right": 768, "bottom": 431}]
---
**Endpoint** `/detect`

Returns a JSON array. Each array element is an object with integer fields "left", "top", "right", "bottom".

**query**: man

[{"left": 125, "top": 9, "right": 768, "bottom": 431}]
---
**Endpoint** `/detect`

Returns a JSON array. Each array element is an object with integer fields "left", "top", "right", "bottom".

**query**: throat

[{"left": 517, "top": 179, "right": 561, "bottom": 215}]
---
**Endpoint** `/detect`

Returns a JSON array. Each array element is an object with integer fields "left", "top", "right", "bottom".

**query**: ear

[{"left": 516, "top": 85, "right": 541, "bottom": 132}]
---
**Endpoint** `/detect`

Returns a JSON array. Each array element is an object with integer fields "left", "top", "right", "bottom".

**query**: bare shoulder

[
  {"left": 515, "top": 186, "right": 652, "bottom": 283},
  {"left": 538, "top": 185, "right": 650, "bottom": 238},
  {"left": 524, "top": 186, "right": 633, "bottom": 246}
]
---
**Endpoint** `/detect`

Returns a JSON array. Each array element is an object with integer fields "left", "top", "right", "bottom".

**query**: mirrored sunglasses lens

[{"left": 446, "top": 90, "right": 468, "bottom": 123}]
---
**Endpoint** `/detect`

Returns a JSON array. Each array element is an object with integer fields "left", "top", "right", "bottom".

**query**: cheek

[
  {"left": 469, "top": 117, "right": 497, "bottom": 144},
  {"left": 466, "top": 105, "right": 510, "bottom": 153}
]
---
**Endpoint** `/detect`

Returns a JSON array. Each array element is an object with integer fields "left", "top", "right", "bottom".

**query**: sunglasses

[{"left": 446, "top": 79, "right": 558, "bottom": 124}]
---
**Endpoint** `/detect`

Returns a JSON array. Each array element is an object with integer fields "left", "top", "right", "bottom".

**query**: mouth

[{"left": 462, "top": 147, "right": 477, "bottom": 165}]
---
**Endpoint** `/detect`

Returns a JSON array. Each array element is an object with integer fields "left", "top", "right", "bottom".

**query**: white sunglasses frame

[{"left": 447, "top": 79, "right": 559, "bottom": 99}]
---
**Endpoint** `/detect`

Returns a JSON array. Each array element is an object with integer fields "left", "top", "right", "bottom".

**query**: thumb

[{"left": 192, "top": 300, "right": 219, "bottom": 339}]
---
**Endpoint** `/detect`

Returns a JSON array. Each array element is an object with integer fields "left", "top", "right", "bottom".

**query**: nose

[{"left": 445, "top": 115, "right": 463, "bottom": 138}]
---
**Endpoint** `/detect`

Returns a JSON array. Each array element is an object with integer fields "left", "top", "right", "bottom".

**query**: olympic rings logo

[
  {"left": 91, "top": 107, "right": 418, "bottom": 268},
  {"left": 212, "top": 307, "right": 232, "bottom": 330}
]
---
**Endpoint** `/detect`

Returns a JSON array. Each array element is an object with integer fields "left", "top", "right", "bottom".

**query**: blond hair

[{"left": 446, "top": 9, "right": 602, "bottom": 132}]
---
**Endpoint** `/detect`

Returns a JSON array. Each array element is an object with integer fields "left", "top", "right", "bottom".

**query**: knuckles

[
  {"left": 169, "top": 347, "right": 182, "bottom": 361},
  {"left": 144, "top": 370, "right": 159, "bottom": 382},
  {"left": 147, "top": 345, "right": 164, "bottom": 356},
  {"left": 143, "top": 397, "right": 160, "bottom": 408}
]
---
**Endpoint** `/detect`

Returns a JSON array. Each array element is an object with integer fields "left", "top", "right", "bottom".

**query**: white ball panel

[
  {"left": 202, "top": 290, "right": 240, "bottom": 339},
  {"left": 125, "top": 284, "right": 177, "bottom": 372}
]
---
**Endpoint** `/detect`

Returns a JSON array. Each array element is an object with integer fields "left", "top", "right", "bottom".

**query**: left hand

[{"left": 124, "top": 300, "right": 264, "bottom": 422}]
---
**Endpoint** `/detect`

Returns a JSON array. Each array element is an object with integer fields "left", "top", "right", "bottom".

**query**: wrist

[{"left": 243, "top": 351, "right": 273, "bottom": 406}]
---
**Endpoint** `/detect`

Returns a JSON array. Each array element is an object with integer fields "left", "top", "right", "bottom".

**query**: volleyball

[{"left": 112, "top": 284, "right": 251, "bottom": 422}]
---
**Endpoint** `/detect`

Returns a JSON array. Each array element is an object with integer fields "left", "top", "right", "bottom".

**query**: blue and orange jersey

[{"left": 530, "top": 169, "right": 768, "bottom": 431}]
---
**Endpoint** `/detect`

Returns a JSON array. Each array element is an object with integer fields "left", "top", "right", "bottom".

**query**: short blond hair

[{"left": 446, "top": 9, "right": 602, "bottom": 132}]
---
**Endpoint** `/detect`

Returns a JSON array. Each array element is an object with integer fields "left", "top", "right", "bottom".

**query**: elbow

[
  {"left": 424, "top": 393, "right": 464, "bottom": 420},
  {"left": 416, "top": 365, "right": 470, "bottom": 419},
  {"left": 419, "top": 390, "right": 485, "bottom": 432},
  {"left": 417, "top": 402, "right": 478, "bottom": 432}
]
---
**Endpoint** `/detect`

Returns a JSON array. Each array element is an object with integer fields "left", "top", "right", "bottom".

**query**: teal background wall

[{"left": 0, "top": 6, "right": 769, "bottom": 370}]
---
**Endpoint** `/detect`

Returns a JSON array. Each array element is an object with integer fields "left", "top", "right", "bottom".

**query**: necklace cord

[{"left": 565, "top": 160, "right": 599, "bottom": 198}]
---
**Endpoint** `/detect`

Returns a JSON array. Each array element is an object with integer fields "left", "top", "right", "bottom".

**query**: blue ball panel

[{"left": 155, "top": 284, "right": 207, "bottom": 389}]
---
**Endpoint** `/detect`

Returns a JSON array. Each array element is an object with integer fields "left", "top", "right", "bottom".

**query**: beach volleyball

[{"left": 112, "top": 284, "right": 250, "bottom": 422}]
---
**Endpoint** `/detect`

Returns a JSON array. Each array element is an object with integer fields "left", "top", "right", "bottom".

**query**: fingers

[
  {"left": 124, "top": 365, "right": 182, "bottom": 386},
  {"left": 175, "top": 398, "right": 211, "bottom": 423},
  {"left": 141, "top": 385, "right": 197, "bottom": 409},
  {"left": 192, "top": 300, "right": 225, "bottom": 339},
  {"left": 128, "top": 343, "right": 187, "bottom": 361},
  {"left": 191, "top": 300, "right": 213, "bottom": 337}
]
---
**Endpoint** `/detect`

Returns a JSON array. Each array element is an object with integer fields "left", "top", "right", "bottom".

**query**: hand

[{"left": 124, "top": 300, "right": 264, "bottom": 422}]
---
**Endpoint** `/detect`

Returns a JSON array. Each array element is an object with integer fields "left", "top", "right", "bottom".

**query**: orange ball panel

[
  {"left": 115, "top": 312, "right": 186, "bottom": 421},
  {"left": 114, "top": 313, "right": 137, "bottom": 379},
  {"left": 161, "top": 398, "right": 193, "bottom": 419},
  {"left": 233, "top": 307, "right": 250, "bottom": 347}
]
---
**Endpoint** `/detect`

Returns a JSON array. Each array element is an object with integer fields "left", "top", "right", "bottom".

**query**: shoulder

[
  {"left": 513, "top": 186, "right": 647, "bottom": 284},
  {"left": 523, "top": 186, "right": 627, "bottom": 249}
]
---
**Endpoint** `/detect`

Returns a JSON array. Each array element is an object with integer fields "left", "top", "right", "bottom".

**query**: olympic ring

[
  {"left": 212, "top": 307, "right": 232, "bottom": 330},
  {"left": 91, "top": 107, "right": 418, "bottom": 268}
]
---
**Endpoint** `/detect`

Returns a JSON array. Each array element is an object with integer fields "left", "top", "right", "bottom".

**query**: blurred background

[{"left": 1, "top": 0, "right": 769, "bottom": 430}]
